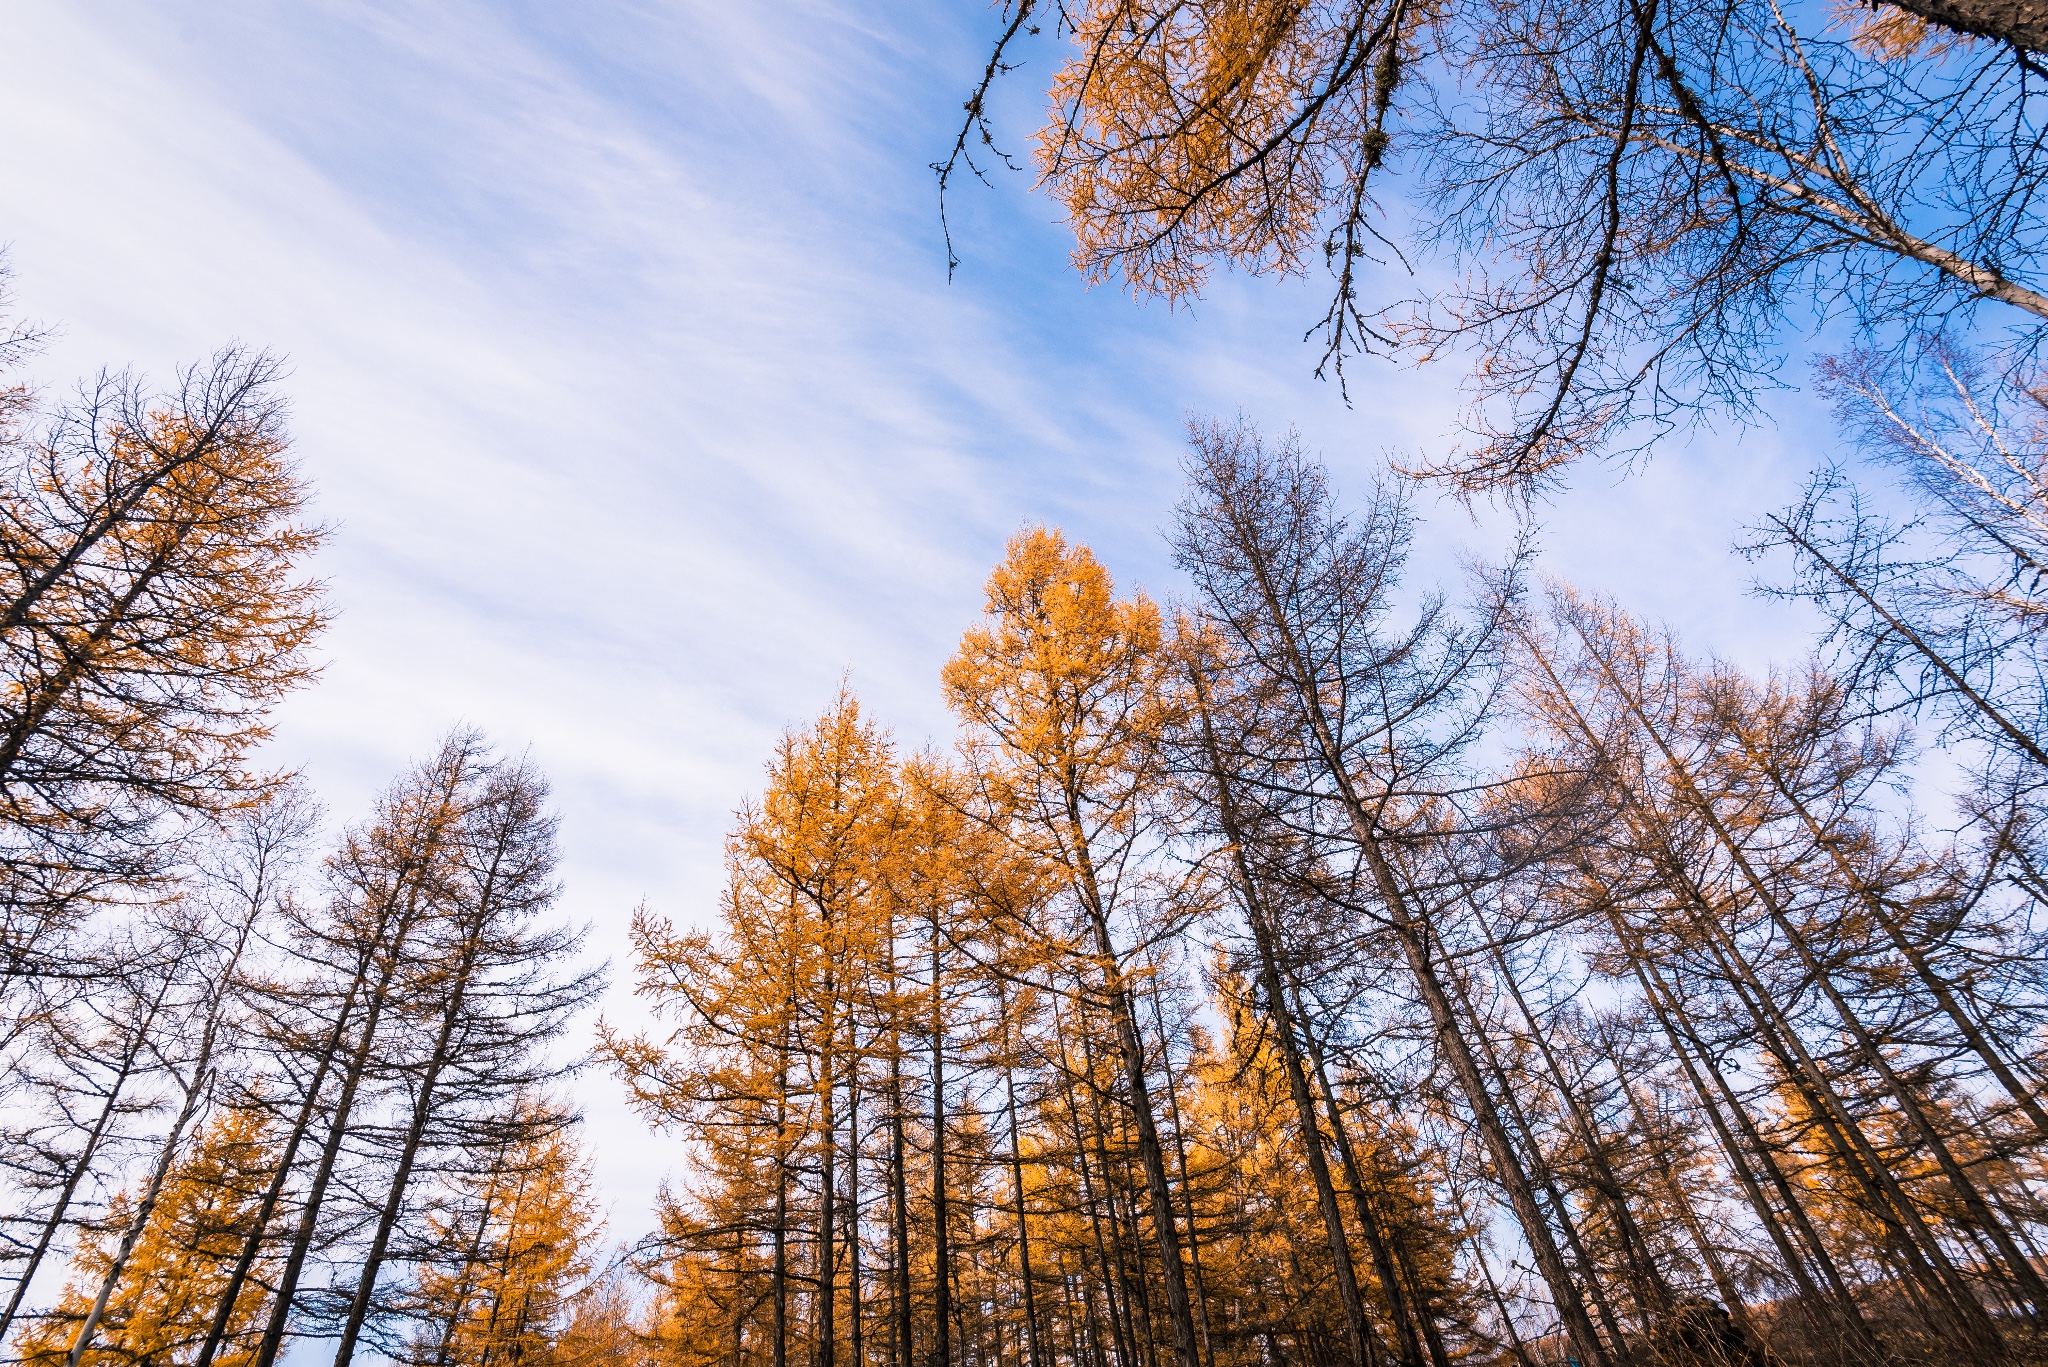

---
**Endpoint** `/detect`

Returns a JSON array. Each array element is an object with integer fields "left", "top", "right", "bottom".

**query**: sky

[{"left": 0, "top": 1, "right": 1838, "bottom": 1245}]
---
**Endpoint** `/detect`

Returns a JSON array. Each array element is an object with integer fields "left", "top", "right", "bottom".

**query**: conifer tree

[
  {"left": 942, "top": 527, "right": 1204, "bottom": 1367},
  {"left": 12, "top": 1106, "right": 279, "bottom": 1367},
  {"left": 410, "top": 1118, "right": 600, "bottom": 1367}
]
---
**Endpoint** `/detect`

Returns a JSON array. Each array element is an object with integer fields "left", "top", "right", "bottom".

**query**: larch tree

[
  {"left": 947, "top": 0, "right": 2048, "bottom": 494},
  {"left": 0, "top": 336, "right": 324, "bottom": 991},
  {"left": 1166, "top": 422, "right": 1608, "bottom": 1363},
  {"left": 409, "top": 1115, "right": 601, "bottom": 1367},
  {"left": 607, "top": 693, "right": 901, "bottom": 1367},
  {"left": 941, "top": 527, "right": 1204, "bottom": 1367},
  {"left": 11, "top": 1106, "right": 280, "bottom": 1367}
]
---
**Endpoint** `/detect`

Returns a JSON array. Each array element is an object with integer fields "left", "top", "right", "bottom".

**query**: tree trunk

[
  {"left": 1064, "top": 807, "right": 1202, "bottom": 1367},
  {"left": 1445, "top": 1181, "right": 1534, "bottom": 1367},
  {"left": 1442, "top": 964, "right": 1630, "bottom": 1367},
  {"left": 998, "top": 980, "right": 1046, "bottom": 1367},
  {"left": 822, "top": 1015, "right": 839, "bottom": 1367},
  {"left": 1356, "top": 831, "right": 1608, "bottom": 1367},
  {"left": 1880, "top": 0, "right": 2048, "bottom": 53},
  {"left": 1524, "top": 629, "right": 1973, "bottom": 1349},
  {"left": 1726, "top": 710, "right": 2048, "bottom": 1142},
  {"left": 932, "top": 931, "right": 951, "bottom": 1367},
  {"left": 1293, "top": 1014, "right": 1431, "bottom": 1367},
  {"left": 1603, "top": 650, "right": 2048, "bottom": 1315},
  {"left": 849, "top": 1057, "right": 865, "bottom": 1367},
  {"left": 1255, "top": 602, "right": 1612, "bottom": 1367},
  {"left": 1200, "top": 756, "right": 1377, "bottom": 1367},
  {"left": 1146, "top": 969, "right": 1218, "bottom": 1367},
  {"left": 62, "top": 1062, "right": 210, "bottom": 1367},
  {"left": 1603, "top": 1051, "right": 1753, "bottom": 1336},
  {"left": 777, "top": 1046, "right": 792, "bottom": 1367},
  {"left": 196, "top": 963, "right": 366, "bottom": 1367},
  {"left": 331, "top": 911, "right": 492, "bottom": 1367},
  {"left": 890, "top": 1043, "right": 912, "bottom": 1367},
  {"left": 1485, "top": 935, "right": 1674, "bottom": 1322},
  {"left": 253, "top": 957, "right": 393, "bottom": 1367},
  {"left": 431, "top": 1143, "right": 510, "bottom": 1367},
  {"left": 72, "top": 898, "right": 261, "bottom": 1367},
  {"left": 1060, "top": 1012, "right": 1136, "bottom": 1367}
]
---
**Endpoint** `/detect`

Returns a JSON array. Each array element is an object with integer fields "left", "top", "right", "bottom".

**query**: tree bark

[
  {"left": 931, "top": 930, "right": 951, "bottom": 1367},
  {"left": 1879, "top": 0, "right": 2048, "bottom": 51}
]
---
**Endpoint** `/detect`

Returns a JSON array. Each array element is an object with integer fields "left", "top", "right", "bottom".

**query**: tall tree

[
  {"left": 329, "top": 747, "right": 594, "bottom": 1367},
  {"left": 0, "top": 340, "right": 323, "bottom": 984},
  {"left": 1168, "top": 422, "right": 1605, "bottom": 1365},
  {"left": 942, "top": 527, "right": 1204, "bottom": 1367}
]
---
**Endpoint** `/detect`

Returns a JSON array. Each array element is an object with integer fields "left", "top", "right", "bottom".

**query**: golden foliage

[
  {"left": 411, "top": 1122, "right": 601, "bottom": 1367},
  {"left": 12, "top": 1108, "right": 279, "bottom": 1367}
]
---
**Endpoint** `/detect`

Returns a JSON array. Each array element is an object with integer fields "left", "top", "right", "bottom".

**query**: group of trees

[
  {"left": 7, "top": 0, "right": 2048, "bottom": 1359},
  {"left": 753, "top": 7, "right": 2048, "bottom": 1362},
  {"left": 614, "top": 375, "right": 2048, "bottom": 1366},
  {"left": 0, "top": 298, "right": 613, "bottom": 1365}
]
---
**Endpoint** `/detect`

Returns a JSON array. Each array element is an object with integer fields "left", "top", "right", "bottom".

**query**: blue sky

[{"left": 0, "top": 1, "right": 1834, "bottom": 1236}]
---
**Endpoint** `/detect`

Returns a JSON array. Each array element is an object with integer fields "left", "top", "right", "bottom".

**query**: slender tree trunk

[
  {"left": 1442, "top": 964, "right": 1627, "bottom": 1367},
  {"left": 998, "top": 981, "right": 1046, "bottom": 1367},
  {"left": 932, "top": 930, "right": 952, "bottom": 1367},
  {"left": 1273, "top": 636, "right": 1611, "bottom": 1367},
  {"left": 1446, "top": 1181, "right": 1533, "bottom": 1367},
  {"left": 1146, "top": 968, "right": 1217, "bottom": 1367},
  {"left": 1530, "top": 658, "right": 1858, "bottom": 1329},
  {"left": 823, "top": 1010, "right": 839, "bottom": 1367},
  {"left": 1097, "top": 1101, "right": 1162, "bottom": 1367},
  {"left": 1729, "top": 716, "right": 2048, "bottom": 1142},
  {"left": 1604, "top": 1052, "right": 1753, "bottom": 1336},
  {"left": 890, "top": 1043, "right": 912, "bottom": 1367},
  {"left": 196, "top": 963, "right": 367, "bottom": 1367},
  {"left": 1485, "top": 934, "right": 1674, "bottom": 1322},
  {"left": 1221, "top": 873, "right": 1376, "bottom": 1366},
  {"left": 1063, "top": 804, "right": 1201, "bottom": 1367},
  {"left": 1597, "top": 643, "right": 2048, "bottom": 1317},
  {"left": 0, "top": 535, "right": 189, "bottom": 785},
  {"left": 1692, "top": 889, "right": 1996, "bottom": 1341},
  {"left": 71, "top": 899, "right": 262, "bottom": 1367},
  {"left": 1060, "top": 1011, "right": 1135, "bottom": 1367},
  {"left": 1294, "top": 1016, "right": 1431, "bottom": 1367},
  {"left": 331, "top": 910, "right": 493, "bottom": 1367},
  {"left": 1766, "top": 517, "right": 2048, "bottom": 769},
  {"left": 1211, "top": 505, "right": 1609, "bottom": 1367},
  {"left": 0, "top": 377, "right": 271, "bottom": 637},
  {"left": 850, "top": 1056, "right": 865, "bottom": 1367},
  {"left": 253, "top": 768, "right": 464, "bottom": 1367},
  {"left": 432, "top": 1143, "right": 510, "bottom": 1367},
  {"left": 1524, "top": 630, "right": 1978, "bottom": 1348},
  {"left": 1626, "top": 937, "right": 1869, "bottom": 1333},
  {"left": 777, "top": 1047, "right": 793, "bottom": 1367}
]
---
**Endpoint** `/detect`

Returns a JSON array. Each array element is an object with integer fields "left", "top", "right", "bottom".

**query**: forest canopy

[{"left": 4, "top": 0, "right": 2048, "bottom": 1361}]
